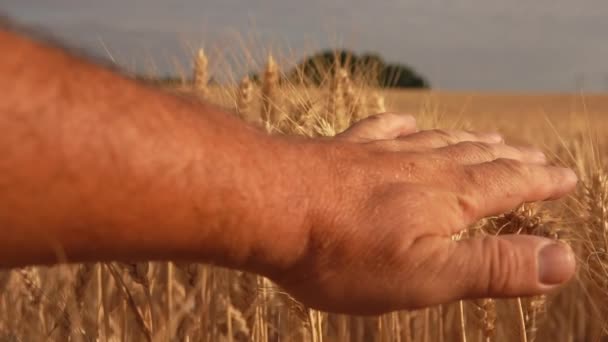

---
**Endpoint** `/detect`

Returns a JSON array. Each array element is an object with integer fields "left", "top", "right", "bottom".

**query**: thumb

[{"left": 439, "top": 235, "right": 576, "bottom": 301}]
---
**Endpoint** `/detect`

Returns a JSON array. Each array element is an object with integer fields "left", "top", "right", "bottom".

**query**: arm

[
  {"left": 0, "top": 26, "right": 577, "bottom": 314},
  {"left": 0, "top": 27, "right": 314, "bottom": 271}
]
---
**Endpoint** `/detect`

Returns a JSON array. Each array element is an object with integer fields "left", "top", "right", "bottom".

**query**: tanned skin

[{"left": 0, "top": 26, "right": 577, "bottom": 315}]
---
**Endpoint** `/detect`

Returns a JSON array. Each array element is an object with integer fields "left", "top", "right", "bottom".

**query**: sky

[{"left": 3, "top": 0, "right": 608, "bottom": 92}]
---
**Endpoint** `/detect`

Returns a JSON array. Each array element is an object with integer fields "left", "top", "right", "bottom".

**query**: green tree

[
  {"left": 277, "top": 49, "right": 429, "bottom": 89},
  {"left": 380, "top": 63, "right": 428, "bottom": 88}
]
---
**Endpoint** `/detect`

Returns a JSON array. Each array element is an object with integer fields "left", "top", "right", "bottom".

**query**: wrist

[{"left": 235, "top": 134, "right": 330, "bottom": 276}]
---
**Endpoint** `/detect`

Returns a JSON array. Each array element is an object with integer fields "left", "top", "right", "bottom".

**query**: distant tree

[
  {"left": 357, "top": 53, "right": 384, "bottom": 75},
  {"left": 249, "top": 49, "right": 429, "bottom": 89},
  {"left": 379, "top": 63, "right": 429, "bottom": 88}
]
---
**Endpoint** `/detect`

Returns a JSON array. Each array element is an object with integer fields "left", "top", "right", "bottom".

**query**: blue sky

[{"left": 3, "top": 0, "right": 608, "bottom": 92}]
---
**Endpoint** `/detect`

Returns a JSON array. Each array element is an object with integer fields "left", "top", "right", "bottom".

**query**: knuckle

[
  {"left": 430, "top": 129, "right": 454, "bottom": 144},
  {"left": 494, "top": 158, "right": 527, "bottom": 176},
  {"left": 482, "top": 237, "right": 518, "bottom": 295},
  {"left": 462, "top": 167, "right": 485, "bottom": 188},
  {"left": 463, "top": 159, "right": 528, "bottom": 192},
  {"left": 461, "top": 141, "right": 495, "bottom": 159},
  {"left": 372, "top": 140, "right": 401, "bottom": 152},
  {"left": 455, "top": 194, "right": 478, "bottom": 223}
]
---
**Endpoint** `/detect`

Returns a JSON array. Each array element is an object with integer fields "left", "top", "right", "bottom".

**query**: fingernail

[
  {"left": 538, "top": 242, "right": 576, "bottom": 286},
  {"left": 561, "top": 168, "right": 578, "bottom": 185},
  {"left": 485, "top": 132, "right": 503, "bottom": 143},
  {"left": 518, "top": 146, "right": 547, "bottom": 163},
  {"left": 532, "top": 151, "right": 547, "bottom": 163},
  {"left": 559, "top": 167, "right": 578, "bottom": 184},
  {"left": 403, "top": 114, "right": 417, "bottom": 124}
]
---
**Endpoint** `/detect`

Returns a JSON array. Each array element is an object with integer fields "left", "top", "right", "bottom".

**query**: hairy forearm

[{"left": 0, "top": 29, "right": 315, "bottom": 270}]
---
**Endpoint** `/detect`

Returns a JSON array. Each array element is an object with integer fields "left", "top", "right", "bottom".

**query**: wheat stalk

[
  {"left": 327, "top": 67, "right": 347, "bottom": 131},
  {"left": 369, "top": 91, "right": 386, "bottom": 114},
  {"left": 343, "top": 71, "right": 364, "bottom": 125},
  {"left": 261, "top": 54, "right": 280, "bottom": 126},
  {"left": 106, "top": 263, "right": 152, "bottom": 342},
  {"left": 193, "top": 48, "right": 209, "bottom": 97},
  {"left": 237, "top": 76, "right": 254, "bottom": 121},
  {"left": 119, "top": 262, "right": 155, "bottom": 335}
]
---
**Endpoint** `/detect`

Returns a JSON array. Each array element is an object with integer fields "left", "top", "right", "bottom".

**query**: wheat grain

[
  {"left": 237, "top": 76, "right": 254, "bottom": 121},
  {"left": 193, "top": 48, "right": 209, "bottom": 97},
  {"left": 327, "top": 67, "right": 347, "bottom": 131},
  {"left": 106, "top": 263, "right": 152, "bottom": 342},
  {"left": 261, "top": 54, "right": 280, "bottom": 125},
  {"left": 369, "top": 91, "right": 386, "bottom": 114}
]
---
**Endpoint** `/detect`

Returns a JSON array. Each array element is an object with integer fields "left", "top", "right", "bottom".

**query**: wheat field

[{"left": 1, "top": 49, "right": 607, "bottom": 342}]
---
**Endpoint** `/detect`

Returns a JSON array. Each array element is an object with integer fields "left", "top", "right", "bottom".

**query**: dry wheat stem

[
  {"left": 237, "top": 76, "right": 254, "bottom": 120},
  {"left": 106, "top": 263, "right": 152, "bottom": 342},
  {"left": 262, "top": 54, "right": 279, "bottom": 125},
  {"left": 459, "top": 301, "right": 468, "bottom": 342},
  {"left": 517, "top": 298, "right": 529, "bottom": 342},
  {"left": 193, "top": 48, "right": 209, "bottom": 97}
]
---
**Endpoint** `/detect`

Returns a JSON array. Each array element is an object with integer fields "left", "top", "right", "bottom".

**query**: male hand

[
  {"left": 264, "top": 113, "right": 576, "bottom": 315},
  {"left": 0, "top": 28, "right": 578, "bottom": 316}
]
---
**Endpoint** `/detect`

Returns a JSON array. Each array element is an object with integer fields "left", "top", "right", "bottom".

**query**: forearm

[{"left": 0, "top": 29, "right": 315, "bottom": 270}]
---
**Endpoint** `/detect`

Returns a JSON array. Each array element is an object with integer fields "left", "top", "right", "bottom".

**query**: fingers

[
  {"left": 337, "top": 113, "right": 417, "bottom": 142},
  {"left": 427, "top": 235, "right": 575, "bottom": 302},
  {"left": 460, "top": 159, "right": 577, "bottom": 220},
  {"left": 436, "top": 142, "right": 547, "bottom": 165},
  {"left": 398, "top": 129, "right": 503, "bottom": 149}
]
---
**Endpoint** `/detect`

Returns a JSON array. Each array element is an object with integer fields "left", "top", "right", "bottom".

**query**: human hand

[{"left": 263, "top": 113, "right": 577, "bottom": 315}]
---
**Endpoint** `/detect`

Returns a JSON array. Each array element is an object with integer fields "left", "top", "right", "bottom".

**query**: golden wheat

[
  {"left": 237, "top": 76, "right": 254, "bottom": 121},
  {"left": 261, "top": 54, "right": 280, "bottom": 126},
  {"left": 193, "top": 48, "right": 209, "bottom": 98}
]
